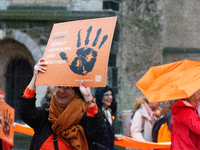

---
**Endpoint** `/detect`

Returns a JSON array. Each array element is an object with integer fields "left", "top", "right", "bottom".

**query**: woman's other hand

[{"left": 79, "top": 81, "right": 94, "bottom": 107}]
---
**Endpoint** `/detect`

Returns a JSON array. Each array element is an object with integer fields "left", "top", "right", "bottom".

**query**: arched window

[{"left": 5, "top": 57, "right": 33, "bottom": 123}]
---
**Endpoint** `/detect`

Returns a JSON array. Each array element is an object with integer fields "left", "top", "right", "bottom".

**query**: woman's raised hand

[
  {"left": 33, "top": 58, "right": 47, "bottom": 77},
  {"left": 28, "top": 58, "right": 47, "bottom": 90}
]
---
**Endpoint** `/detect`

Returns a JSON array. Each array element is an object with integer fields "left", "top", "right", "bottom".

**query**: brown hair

[
  {"left": 134, "top": 96, "right": 147, "bottom": 110},
  {"left": 73, "top": 87, "right": 84, "bottom": 100}
]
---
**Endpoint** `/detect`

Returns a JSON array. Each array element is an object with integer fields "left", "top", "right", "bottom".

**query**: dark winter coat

[
  {"left": 17, "top": 94, "right": 109, "bottom": 150},
  {"left": 95, "top": 86, "right": 117, "bottom": 150}
]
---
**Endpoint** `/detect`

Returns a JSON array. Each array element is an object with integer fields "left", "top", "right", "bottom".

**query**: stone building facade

[
  {"left": 118, "top": 0, "right": 200, "bottom": 118},
  {"left": 1, "top": 0, "right": 200, "bottom": 137}
]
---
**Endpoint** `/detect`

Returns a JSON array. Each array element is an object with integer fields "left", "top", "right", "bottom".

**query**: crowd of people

[
  {"left": 1, "top": 58, "right": 200, "bottom": 150},
  {"left": 129, "top": 92, "right": 200, "bottom": 150}
]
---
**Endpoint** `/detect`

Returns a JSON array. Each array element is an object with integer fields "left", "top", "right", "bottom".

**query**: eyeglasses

[
  {"left": 56, "top": 86, "right": 73, "bottom": 90},
  {"left": 104, "top": 94, "right": 113, "bottom": 97}
]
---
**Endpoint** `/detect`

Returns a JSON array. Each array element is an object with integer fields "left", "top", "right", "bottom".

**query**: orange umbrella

[{"left": 136, "top": 59, "right": 200, "bottom": 102}]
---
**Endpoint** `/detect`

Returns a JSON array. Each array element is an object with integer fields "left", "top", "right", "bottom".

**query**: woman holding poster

[{"left": 17, "top": 58, "right": 109, "bottom": 150}]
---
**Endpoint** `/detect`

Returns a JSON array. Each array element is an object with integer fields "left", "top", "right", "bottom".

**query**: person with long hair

[
  {"left": 130, "top": 96, "right": 161, "bottom": 142},
  {"left": 95, "top": 86, "right": 117, "bottom": 150}
]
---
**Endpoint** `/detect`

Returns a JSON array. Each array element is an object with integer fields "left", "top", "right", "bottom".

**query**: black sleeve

[
  {"left": 17, "top": 94, "right": 48, "bottom": 130},
  {"left": 80, "top": 109, "right": 109, "bottom": 150},
  {"left": 0, "top": 139, "right": 2, "bottom": 150}
]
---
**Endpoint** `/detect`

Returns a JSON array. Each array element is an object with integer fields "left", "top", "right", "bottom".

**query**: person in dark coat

[
  {"left": 17, "top": 58, "right": 109, "bottom": 150},
  {"left": 95, "top": 86, "right": 117, "bottom": 150}
]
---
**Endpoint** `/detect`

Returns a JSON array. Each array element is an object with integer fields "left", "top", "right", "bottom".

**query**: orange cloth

[
  {"left": 47, "top": 95, "right": 88, "bottom": 150},
  {"left": 136, "top": 59, "right": 200, "bottom": 102},
  {"left": 14, "top": 123, "right": 34, "bottom": 136},
  {"left": 40, "top": 134, "right": 74, "bottom": 150},
  {"left": 86, "top": 104, "right": 98, "bottom": 117},
  {"left": 157, "top": 122, "right": 171, "bottom": 143},
  {"left": 114, "top": 136, "right": 171, "bottom": 149},
  {"left": 23, "top": 87, "right": 35, "bottom": 98}
]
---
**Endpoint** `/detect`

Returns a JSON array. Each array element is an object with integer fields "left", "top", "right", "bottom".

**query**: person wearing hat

[
  {"left": 95, "top": 86, "right": 117, "bottom": 150},
  {"left": 17, "top": 58, "right": 109, "bottom": 150},
  {"left": 0, "top": 90, "right": 5, "bottom": 101}
]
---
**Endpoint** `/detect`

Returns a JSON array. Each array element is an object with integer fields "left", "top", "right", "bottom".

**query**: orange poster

[
  {"left": 0, "top": 100, "right": 15, "bottom": 146},
  {"left": 36, "top": 16, "right": 117, "bottom": 87}
]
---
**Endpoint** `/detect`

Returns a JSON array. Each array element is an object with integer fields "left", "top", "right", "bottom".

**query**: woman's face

[
  {"left": 0, "top": 94, "right": 5, "bottom": 101},
  {"left": 148, "top": 102, "right": 161, "bottom": 111},
  {"left": 189, "top": 89, "right": 200, "bottom": 106},
  {"left": 102, "top": 90, "right": 113, "bottom": 109},
  {"left": 55, "top": 86, "right": 76, "bottom": 108}
]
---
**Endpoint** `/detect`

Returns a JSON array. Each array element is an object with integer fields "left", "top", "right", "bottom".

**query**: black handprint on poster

[
  {"left": 60, "top": 26, "right": 108, "bottom": 75},
  {"left": 3, "top": 109, "right": 13, "bottom": 136},
  {"left": 0, "top": 100, "right": 15, "bottom": 145}
]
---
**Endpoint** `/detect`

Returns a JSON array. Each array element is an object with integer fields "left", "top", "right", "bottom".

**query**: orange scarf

[{"left": 47, "top": 95, "right": 88, "bottom": 150}]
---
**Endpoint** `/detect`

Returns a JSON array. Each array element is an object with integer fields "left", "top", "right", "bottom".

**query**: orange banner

[
  {"left": 0, "top": 100, "right": 15, "bottom": 146},
  {"left": 36, "top": 16, "right": 117, "bottom": 87},
  {"left": 115, "top": 135, "right": 170, "bottom": 150},
  {"left": 13, "top": 123, "right": 34, "bottom": 136}
]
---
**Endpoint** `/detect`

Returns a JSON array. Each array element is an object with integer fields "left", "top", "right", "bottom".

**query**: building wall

[
  {"left": 5, "top": 0, "right": 71, "bottom": 4},
  {"left": 163, "top": 0, "right": 200, "bottom": 49},
  {"left": 118, "top": 0, "right": 163, "bottom": 118},
  {"left": 163, "top": 0, "right": 200, "bottom": 64},
  {"left": 118, "top": 0, "right": 200, "bottom": 121}
]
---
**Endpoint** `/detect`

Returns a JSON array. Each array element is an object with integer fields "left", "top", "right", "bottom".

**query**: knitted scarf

[{"left": 47, "top": 95, "right": 88, "bottom": 150}]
